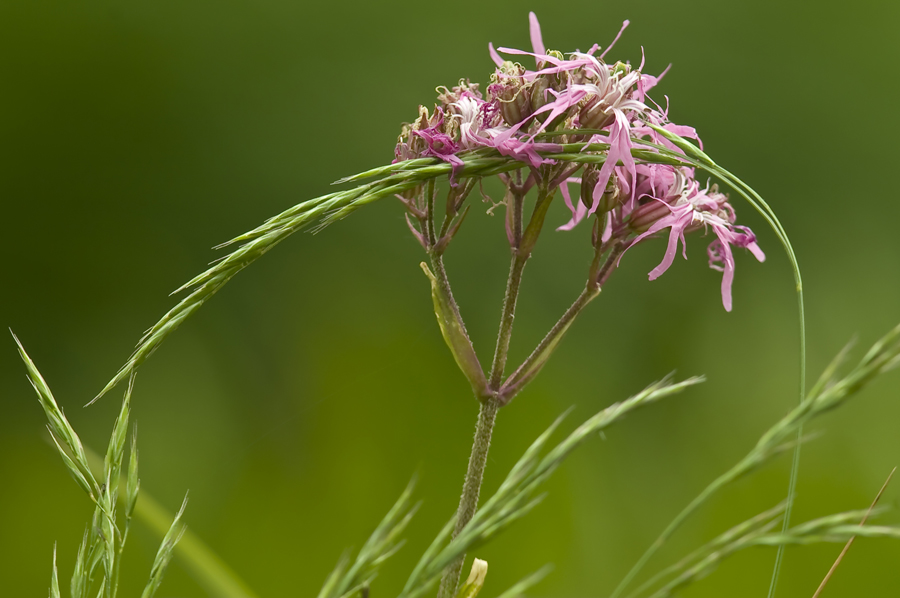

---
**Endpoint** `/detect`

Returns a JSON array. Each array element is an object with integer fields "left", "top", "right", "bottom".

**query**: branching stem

[
  {"left": 489, "top": 184, "right": 553, "bottom": 389},
  {"left": 439, "top": 179, "right": 555, "bottom": 597}
]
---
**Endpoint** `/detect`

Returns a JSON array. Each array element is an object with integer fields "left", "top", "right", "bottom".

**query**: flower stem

[
  {"left": 500, "top": 286, "right": 597, "bottom": 401},
  {"left": 500, "top": 240, "right": 624, "bottom": 402},
  {"left": 439, "top": 182, "right": 555, "bottom": 598},
  {"left": 488, "top": 255, "right": 528, "bottom": 389},
  {"left": 438, "top": 396, "right": 501, "bottom": 598},
  {"left": 488, "top": 184, "right": 553, "bottom": 388}
]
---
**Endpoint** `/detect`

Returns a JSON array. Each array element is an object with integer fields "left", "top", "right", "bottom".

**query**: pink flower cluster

[{"left": 394, "top": 13, "right": 764, "bottom": 311}]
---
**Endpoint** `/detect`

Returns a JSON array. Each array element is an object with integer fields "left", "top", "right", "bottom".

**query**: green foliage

[
  {"left": 643, "top": 507, "right": 900, "bottom": 598},
  {"left": 308, "top": 327, "right": 900, "bottom": 598},
  {"left": 318, "top": 480, "right": 419, "bottom": 598},
  {"left": 141, "top": 495, "right": 188, "bottom": 598},
  {"left": 615, "top": 323, "right": 900, "bottom": 596},
  {"left": 16, "top": 114, "right": 899, "bottom": 598},
  {"left": 14, "top": 336, "right": 190, "bottom": 598},
  {"left": 50, "top": 545, "right": 60, "bottom": 598},
  {"left": 309, "top": 376, "right": 702, "bottom": 598}
]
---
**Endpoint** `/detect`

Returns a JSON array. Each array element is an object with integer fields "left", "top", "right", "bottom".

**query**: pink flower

[
  {"left": 411, "top": 107, "right": 464, "bottom": 174},
  {"left": 392, "top": 12, "right": 767, "bottom": 312},
  {"left": 493, "top": 16, "right": 667, "bottom": 214},
  {"left": 450, "top": 94, "right": 559, "bottom": 169},
  {"left": 708, "top": 226, "right": 765, "bottom": 311},
  {"left": 627, "top": 180, "right": 765, "bottom": 311}
]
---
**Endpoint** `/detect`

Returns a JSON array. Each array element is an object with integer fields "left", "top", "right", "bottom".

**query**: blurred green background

[{"left": 2, "top": 0, "right": 899, "bottom": 596}]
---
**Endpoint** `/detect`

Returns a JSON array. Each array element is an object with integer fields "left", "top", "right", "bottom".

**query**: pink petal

[
  {"left": 601, "top": 213, "right": 613, "bottom": 243},
  {"left": 529, "top": 12, "right": 545, "bottom": 57},
  {"left": 557, "top": 181, "right": 588, "bottom": 231},
  {"left": 590, "top": 111, "right": 637, "bottom": 214},
  {"left": 600, "top": 20, "right": 630, "bottom": 60},
  {"left": 648, "top": 217, "right": 689, "bottom": 280},
  {"left": 489, "top": 42, "right": 503, "bottom": 67},
  {"left": 712, "top": 228, "right": 737, "bottom": 312},
  {"left": 495, "top": 47, "right": 568, "bottom": 67}
]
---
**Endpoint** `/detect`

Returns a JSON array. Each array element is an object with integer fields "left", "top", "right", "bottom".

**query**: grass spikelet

[
  {"left": 614, "top": 324, "right": 900, "bottom": 597},
  {"left": 49, "top": 544, "right": 60, "bottom": 598},
  {"left": 13, "top": 332, "right": 99, "bottom": 498},
  {"left": 318, "top": 479, "right": 419, "bottom": 598},
  {"left": 125, "top": 426, "right": 140, "bottom": 523},
  {"left": 398, "top": 376, "right": 703, "bottom": 598},
  {"left": 645, "top": 508, "right": 900, "bottom": 598},
  {"left": 141, "top": 493, "right": 189, "bottom": 598}
]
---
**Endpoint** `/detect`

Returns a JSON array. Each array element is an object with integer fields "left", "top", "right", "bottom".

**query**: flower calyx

[{"left": 488, "top": 61, "right": 533, "bottom": 127}]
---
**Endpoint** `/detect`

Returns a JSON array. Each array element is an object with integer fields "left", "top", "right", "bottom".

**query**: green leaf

[{"left": 420, "top": 262, "right": 490, "bottom": 399}]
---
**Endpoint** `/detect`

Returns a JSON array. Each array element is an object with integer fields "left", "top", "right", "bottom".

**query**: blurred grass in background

[{"left": 2, "top": 0, "right": 899, "bottom": 596}]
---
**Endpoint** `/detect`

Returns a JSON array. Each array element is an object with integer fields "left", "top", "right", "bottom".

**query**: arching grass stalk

[
  {"left": 86, "top": 133, "right": 805, "bottom": 597},
  {"left": 91, "top": 134, "right": 792, "bottom": 409},
  {"left": 607, "top": 127, "right": 807, "bottom": 598},
  {"left": 638, "top": 125, "right": 807, "bottom": 598},
  {"left": 616, "top": 323, "right": 900, "bottom": 597}
]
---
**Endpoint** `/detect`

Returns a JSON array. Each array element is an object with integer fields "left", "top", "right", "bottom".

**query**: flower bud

[
  {"left": 532, "top": 51, "right": 567, "bottom": 128},
  {"left": 420, "top": 263, "right": 490, "bottom": 400},
  {"left": 530, "top": 76, "right": 552, "bottom": 113},
  {"left": 457, "top": 559, "right": 488, "bottom": 598},
  {"left": 581, "top": 167, "right": 620, "bottom": 213},
  {"left": 611, "top": 60, "right": 631, "bottom": 78},
  {"left": 488, "top": 62, "right": 533, "bottom": 126},
  {"left": 628, "top": 198, "right": 672, "bottom": 233},
  {"left": 579, "top": 96, "right": 615, "bottom": 130},
  {"left": 580, "top": 165, "right": 599, "bottom": 208}
]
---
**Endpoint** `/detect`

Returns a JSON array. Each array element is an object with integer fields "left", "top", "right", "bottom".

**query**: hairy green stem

[
  {"left": 500, "top": 240, "right": 624, "bottom": 403},
  {"left": 438, "top": 397, "right": 501, "bottom": 598},
  {"left": 488, "top": 255, "right": 528, "bottom": 389},
  {"left": 424, "top": 179, "right": 437, "bottom": 247},
  {"left": 489, "top": 185, "right": 553, "bottom": 389},
  {"left": 500, "top": 287, "right": 596, "bottom": 401},
  {"left": 439, "top": 182, "right": 555, "bottom": 597}
]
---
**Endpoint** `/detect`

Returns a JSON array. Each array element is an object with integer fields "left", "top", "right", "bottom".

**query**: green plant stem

[
  {"left": 498, "top": 240, "right": 625, "bottom": 402},
  {"left": 424, "top": 179, "right": 437, "bottom": 246},
  {"left": 767, "top": 435, "right": 801, "bottom": 596},
  {"left": 500, "top": 287, "right": 596, "bottom": 401},
  {"left": 488, "top": 184, "right": 552, "bottom": 389},
  {"left": 488, "top": 255, "right": 528, "bottom": 389},
  {"left": 439, "top": 182, "right": 555, "bottom": 598},
  {"left": 438, "top": 397, "right": 501, "bottom": 598}
]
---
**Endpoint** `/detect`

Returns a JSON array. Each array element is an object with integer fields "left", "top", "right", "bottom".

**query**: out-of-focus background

[{"left": 2, "top": 1, "right": 899, "bottom": 596}]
